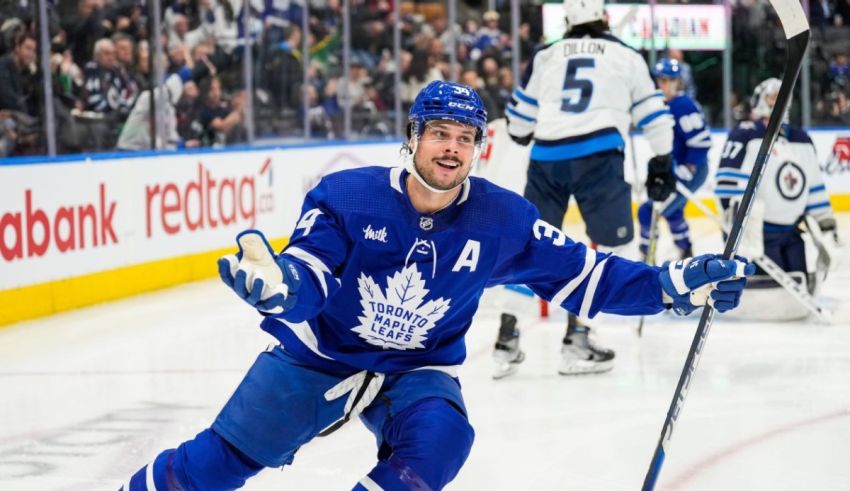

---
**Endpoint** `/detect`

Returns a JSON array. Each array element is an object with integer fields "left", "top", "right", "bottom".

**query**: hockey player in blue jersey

[
  {"left": 494, "top": 0, "right": 677, "bottom": 378},
  {"left": 121, "top": 81, "right": 753, "bottom": 491},
  {"left": 637, "top": 58, "right": 712, "bottom": 261},
  {"left": 716, "top": 78, "right": 839, "bottom": 320}
]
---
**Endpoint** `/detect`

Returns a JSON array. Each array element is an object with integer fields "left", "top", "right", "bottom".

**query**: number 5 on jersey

[{"left": 562, "top": 58, "right": 595, "bottom": 113}]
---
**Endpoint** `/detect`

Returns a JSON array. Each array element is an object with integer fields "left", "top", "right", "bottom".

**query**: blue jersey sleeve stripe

[
  {"left": 715, "top": 170, "right": 749, "bottom": 180},
  {"left": 806, "top": 201, "right": 831, "bottom": 210},
  {"left": 637, "top": 109, "right": 670, "bottom": 128},
  {"left": 506, "top": 106, "right": 536, "bottom": 123},
  {"left": 551, "top": 248, "right": 597, "bottom": 306},
  {"left": 631, "top": 91, "right": 663, "bottom": 110},
  {"left": 284, "top": 246, "right": 334, "bottom": 297},
  {"left": 579, "top": 257, "right": 610, "bottom": 319},
  {"left": 809, "top": 184, "right": 826, "bottom": 193},
  {"left": 715, "top": 189, "right": 746, "bottom": 197},
  {"left": 513, "top": 88, "right": 538, "bottom": 107}
]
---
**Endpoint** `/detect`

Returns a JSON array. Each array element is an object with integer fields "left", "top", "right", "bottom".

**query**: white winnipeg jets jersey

[
  {"left": 506, "top": 32, "right": 673, "bottom": 161},
  {"left": 716, "top": 120, "right": 835, "bottom": 228}
]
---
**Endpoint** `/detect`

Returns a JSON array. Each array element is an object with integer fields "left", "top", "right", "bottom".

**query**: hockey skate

[
  {"left": 492, "top": 314, "right": 525, "bottom": 380},
  {"left": 679, "top": 246, "right": 693, "bottom": 260},
  {"left": 559, "top": 316, "right": 614, "bottom": 375}
]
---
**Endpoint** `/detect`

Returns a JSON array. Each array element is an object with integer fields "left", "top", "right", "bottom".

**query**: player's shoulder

[
  {"left": 781, "top": 124, "right": 813, "bottom": 145},
  {"left": 466, "top": 176, "right": 537, "bottom": 230},
  {"left": 593, "top": 32, "right": 647, "bottom": 63},
  {"left": 310, "top": 166, "right": 397, "bottom": 212},
  {"left": 669, "top": 94, "right": 701, "bottom": 114},
  {"left": 727, "top": 120, "right": 764, "bottom": 143},
  {"left": 318, "top": 165, "right": 391, "bottom": 188}
]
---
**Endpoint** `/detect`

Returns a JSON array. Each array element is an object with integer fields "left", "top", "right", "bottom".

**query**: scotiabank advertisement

[{"left": 0, "top": 143, "right": 399, "bottom": 291}]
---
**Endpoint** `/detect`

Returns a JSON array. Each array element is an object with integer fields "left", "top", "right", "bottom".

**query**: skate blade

[
  {"left": 557, "top": 361, "right": 614, "bottom": 376},
  {"left": 492, "top": 363, "right": 520, "bottom": 380}
]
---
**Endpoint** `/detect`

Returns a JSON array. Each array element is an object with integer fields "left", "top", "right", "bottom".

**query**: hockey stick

[
  {"left": 637, "top": 202, "right": 661, "bottom": 337},
  {"left": 629, "top": 133, "right": 644, "bottom": 199},
  {"left": 641, "top": 1, "right": 810, "bottom": 488},
  {"left": 676, "top": 183, "right": 831, "bottom": 324}
]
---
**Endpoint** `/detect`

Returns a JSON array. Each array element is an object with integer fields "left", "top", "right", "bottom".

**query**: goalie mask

[
  {"left": 403, "top": 80, "right": 488, "bottom": 194},
  {"left": 750, "top": 77, "right": 784, "bottom": 120},
  {"left": 564, "top": 0, "right": 605, "bottom": 28}
]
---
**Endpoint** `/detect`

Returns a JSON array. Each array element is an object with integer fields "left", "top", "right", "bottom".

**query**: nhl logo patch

[{"left": 419, "top": 216, "right": 434, "bottom": 231}]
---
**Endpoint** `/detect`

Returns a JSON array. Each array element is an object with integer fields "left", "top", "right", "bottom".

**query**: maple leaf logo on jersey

[{"left": 352, "top": 264, "right": 451, "bottom": 350}]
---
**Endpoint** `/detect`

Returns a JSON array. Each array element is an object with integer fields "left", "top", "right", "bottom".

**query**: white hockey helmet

[
  {"left": 750, "top": 77, "right": 783, "bottom": 120},
  {"left": 564, "top": 0, "right": 605, "bottom": 27}
]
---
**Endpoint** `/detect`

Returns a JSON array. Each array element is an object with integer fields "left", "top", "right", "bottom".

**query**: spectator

[
  {"left": 117, "top": 73, "right": 186, "bottom": 151},
  {"left": 816, "top": 89, "right": 850, "bottom": 125},
  {"left": 175, "top": 81, "right": 204, "bottom": 148},
  {"left": 83, "top": 38, "right": 135, "bottom": 116},
  {"left": 0, "top": 32, "right": 36, "bottom": 114},
  {"left": 0, "top": 110, "right": 16, "bottom": 156},
  {"left": 132, "top": 40, "right": 151, "bottom": 92},
  {"left": 400, "top": 48, "right": 442, "bottom": 109},
  {"left": 809, "top": 0, "right": 834, "bottom": 29},
  {"left": 263, "top": 24, "right": 303, "bottom": 112},
  {"left": 827, "top": 51, "right": 850, "bottom": 93},
  {"left": 64, "top": 0, "right": 110, "bottom": 68},
  {"left": 460, "top": 68, "right": 498, "bottom": 121},
  {"left": 475, "top": 10, "right": 503, "bottom": 55},
  {"left": 199, "top": 76, "right": 245, "bottom": 146},
  {"left": 113, "top": 33, "right": 139, "bottom": 104}
]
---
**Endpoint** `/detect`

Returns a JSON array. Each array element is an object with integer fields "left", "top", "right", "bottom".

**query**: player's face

[
  {"left": 657, "top": 77, "right": 679, "bottom": 100},
  {"left": 765, "top": 91, "right": 778, "bottom": 110},
  {"left": 413, "top": 120, "right": 477, "bottom": 191}
]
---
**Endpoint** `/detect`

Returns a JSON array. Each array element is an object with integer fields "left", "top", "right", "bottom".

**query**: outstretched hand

[
  {"left": 218, "top": 230, "right": 289, "bottom": 314},
  {"left": 659, "top": 254, "right": 756, "bottom": 316}
]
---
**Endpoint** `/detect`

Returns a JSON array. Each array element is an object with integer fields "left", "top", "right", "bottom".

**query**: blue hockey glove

[
  {"left": 218, "top": 230, "right": 296, "bottom": 315},
  {"left": 659, "top": 254, "right": 756, "bottom": 316}
]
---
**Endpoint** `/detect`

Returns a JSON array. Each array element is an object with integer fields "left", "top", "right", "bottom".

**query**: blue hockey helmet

[
  {"left": 652, "top": 58, "right": 682, "bottom": 80},
  {"left": 408, "top": 81, "right": 488, "bottom": 141}
]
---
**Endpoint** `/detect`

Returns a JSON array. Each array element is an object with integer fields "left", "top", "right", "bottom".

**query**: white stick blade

[{"left": 770, "top": 0, "right": 809, "bottom": 38}]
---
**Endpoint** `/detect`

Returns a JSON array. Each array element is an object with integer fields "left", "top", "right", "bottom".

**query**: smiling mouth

[{"left": 435, "top": 159, "right": 460, "bottom": 170}]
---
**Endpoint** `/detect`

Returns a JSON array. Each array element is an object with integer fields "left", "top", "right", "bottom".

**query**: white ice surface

[{"left": 1, "top": 217, "right": 849, "bottom": 491}]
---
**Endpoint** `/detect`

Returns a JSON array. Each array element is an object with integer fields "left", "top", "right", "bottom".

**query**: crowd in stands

[{"left": 0, "top": 0, "right": 848, "bottom": 158}]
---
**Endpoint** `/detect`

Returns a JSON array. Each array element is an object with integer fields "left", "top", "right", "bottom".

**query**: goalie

[{"left": 715, "top": 78, "right": 840, "bottom": 320}]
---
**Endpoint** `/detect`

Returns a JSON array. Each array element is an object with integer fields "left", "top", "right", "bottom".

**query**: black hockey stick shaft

[{"left": 641, "top": 4, "right": 809, "bottom": 488}]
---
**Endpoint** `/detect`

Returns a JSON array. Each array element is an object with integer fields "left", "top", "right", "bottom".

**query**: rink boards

[{"left": 2, "top": 124, "right": 849, "bottom": 325}]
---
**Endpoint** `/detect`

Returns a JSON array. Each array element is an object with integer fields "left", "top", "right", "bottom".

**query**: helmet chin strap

[{"left": 401, "top": 135, "right": 484, "bottom": 195}]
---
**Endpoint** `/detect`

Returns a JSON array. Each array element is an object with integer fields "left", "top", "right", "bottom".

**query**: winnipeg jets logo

[
  {"left": 352, "top": 264, "right": 451, "bottom": 350},
  {"left": 776, "top": 161, "right": 805, "bottom": 200},
  {"left": 363, "top": 224, "right": 388, "bottom": 243}
]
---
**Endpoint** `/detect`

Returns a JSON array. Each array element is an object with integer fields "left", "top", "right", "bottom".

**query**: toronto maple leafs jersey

[
  {"left": 716, "top": 120, "right": 835, "bottom": 229},
  {"left": 669, "top": 94, "right": 711, "bottom": 168},
  {"left": 506, "top": 32, "right": 673, "bottom": 162},
  {"left": 260, "top": 166, "right": 666, "bottom": 374}
]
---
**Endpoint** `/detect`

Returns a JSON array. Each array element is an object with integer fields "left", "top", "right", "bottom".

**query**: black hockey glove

[
  {"left": 510, "top": 132, "right": 533, "bottom": 146},
  {"left": 645, "top": 154, "right": 676, "bottom": 202}
]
